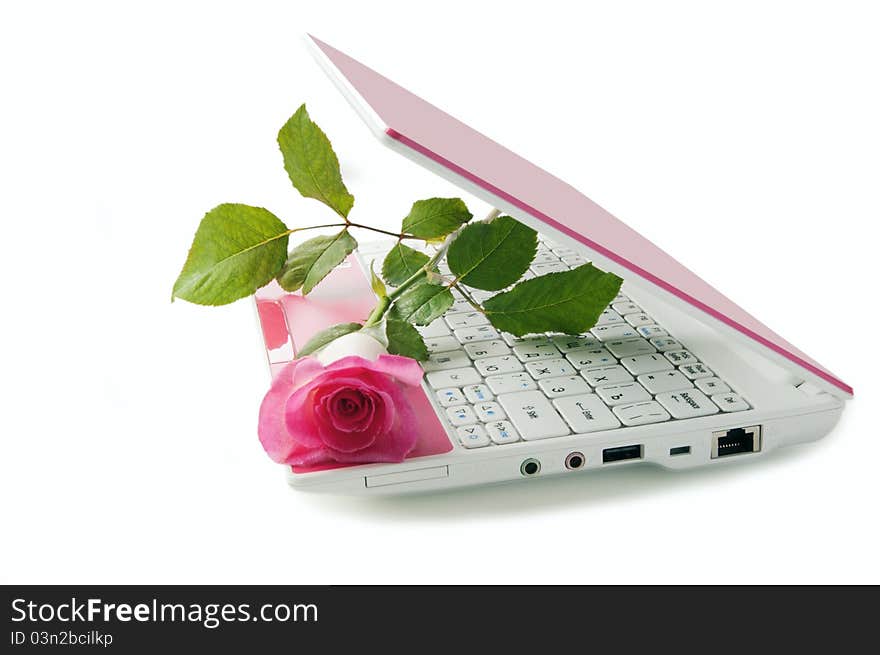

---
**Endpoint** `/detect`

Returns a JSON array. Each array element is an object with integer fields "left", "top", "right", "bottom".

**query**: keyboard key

[
  {"left": 620, "top": 353, "right": 674, "bottom": 375},
  {"left": 562, "top": 255, "right": 589, "bottom": 267},
  {"left": 468, "top": 289, "right": 494, "bottom": 302},
  {"left": 435, "top": 387, "right": 466, "bottom": 407},
  {"left": 565, "top": 347, "right": 616, "bottom": 370},
  {"left": 538, "top": 375, "right": 592, "bottom": 398},
  {"left": 445, "top": 311, "right": 490, "bottom": 329},
  {"left": 513, "top": 342, "right": 560, "bottom": 362},
  {"left": 457, "top": 424, "right": 490, "bottom": 448},
  {"left": 497, "top": 390, "right": 571, "bottom": 440},
  {"left": 591, "top": 324, "right": 639, "bottom": 341},
  {"left": 620, "top": 353, "right": 673, "bottom": 375},
  {"left": 551, "top": 334, "right": 602, "bottom": 352},
  {"left": 613, "top": 293, "right": 630, "bottom": 303},
  {"left": 649, "top": 337, "right": 682, "bottom": 352},
  {"left": 424, "top": 335, "right": 461, "bottom": 353},
  {"left": 637, "top": 370, "right": 693, "bottom": 394},
  {"left": 463, "top": 384, "right": 493, "bottom": 403},
  {"left": 637, "top": 325, "right": 668, "bottom": 339},
  {"left": 612, "top": 302, "right": 641, "bottom": 315},
  {"left": 711, "top": 393, "right": 750, "bottom": 412},
  {"left": 554, "top": 394, "right": 621, "bottom": 433},
  {"left": 448, "top": 297, "right": 473, "bottom": 313},
  {"left": 655, "top": 389, "right": 719, "bottom": 419},
  {"left": 475, "top": 355, "right": 523, "bottom": 376},
  {"left": 464, "top": 340, "right": 510, "bottom": 359},
  {"left": 613, "top": 401, "right": 671, "bottom": 426},
  {"left": 595, "top": 309, "right": 626, "bottom": 326},
  {"left": 417, "top": 320, "right": 451, "bottom": 338},
  {"left": 454, "top": 325, "right": 499, "bottom": 343},
  {"left": 679, "top": 363, "right": 713, "bottom": 380},
  {"left": 486, "top": 420, "right": 520, "bottom": 444},
  {"left": 596, "top": 381, "right": 652, "bottom": 406},
  {"left": 664, "top": 349, "right": 699, "bottom": 365},
  {"left": 446, "top": 405, "right": 478, "bottom": 426},
  {"left": 624, "top": 313, "right": 654, "bottom": 327},
  {"left": 531, "top": 261, "right": 569, "bottom": 274},
  {"left": 422, "top": 350, "right": 472, "bottom": 372},
  {"left": 502, "top": 333, "right": 548, "bottom": 347},
  {"left": 695, "top": 377, "right": 730, "bottom": 395},
  {"left": 532, "top": 251, "right": 560, "bottom": 265},
  {"left": 605, "top": 338, "right": 656, "bottom": 358},
  {"left": 426, "top": 367, "right": 481, "bottom": 389},
  {"left": 525, "top": 358, "right": 577, "bottom": 379},
  {"left": 475, "top": 401, "right": 506, "bottom": 422},
  {"left": 486, "top": 372, "right": 537, "bottom": 394},
  {"left": 581, "top": 365, "right": 633, "bottom": 387}
]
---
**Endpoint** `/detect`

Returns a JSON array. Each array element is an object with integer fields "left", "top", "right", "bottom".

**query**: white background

[{"left": 2, "top": 1, "right": 878, "bottom": 584}]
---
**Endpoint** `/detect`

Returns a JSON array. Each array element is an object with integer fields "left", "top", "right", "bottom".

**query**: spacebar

[{"left": 497, "top": 391, "right": 571, "bottom": 440}]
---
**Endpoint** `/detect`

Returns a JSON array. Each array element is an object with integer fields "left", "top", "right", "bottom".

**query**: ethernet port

[{"left": 711, "top": 426, "right": 762, "bottom": 459}]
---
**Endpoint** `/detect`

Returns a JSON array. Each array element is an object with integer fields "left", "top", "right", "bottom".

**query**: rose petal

[
  {"left": 258, "top": 352, "right": 424, "bottom": 467},
  {"left": 258, "top": 358, "right": 313, "bottom": 462},
  {"left": 325, "top": 388, "right": 375, "bottom": 432},
  {"left": 326, "top": 354, "right": 424, "bottom": 388},
  {"left": 290, "top": 356, "right": 325, "bottom": 388},
  {"left": 283, "top": 386, "right": 324, "bottom": 448},
  {"left": 373, "top": 354, "right": 425, "bottom": 387}
]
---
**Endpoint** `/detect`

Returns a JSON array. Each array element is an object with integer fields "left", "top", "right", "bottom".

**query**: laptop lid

[{"left": 306, "top": 35, "right": 852, "bottom": 399}]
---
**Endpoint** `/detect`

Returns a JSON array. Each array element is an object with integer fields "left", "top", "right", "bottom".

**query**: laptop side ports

[
  {"left": 520, "top": 458, "right": 541, "bottom": 476},
  {"left": 602, "top": 444, "right": 643, "bottom": 463},
  {"left": 565, "top": 452, "right": 585, "bottom": 470},
  {"left": 711, "top": 426, "right": 762, "bottom": 458}
]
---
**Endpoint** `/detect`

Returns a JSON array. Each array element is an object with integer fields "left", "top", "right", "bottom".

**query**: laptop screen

[{"left": 309, "top": 35, "right": 851, "bottom": 397}]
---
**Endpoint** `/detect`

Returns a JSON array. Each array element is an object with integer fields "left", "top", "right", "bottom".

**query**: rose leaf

[
  {"left": 276, "top": 229, "right": 357, "bottom": 294},
  {"left": 297, "top": 322, "right": 363, "bottom": 358},
  {"left": 446, "top": 215, "right": 537, "bottom": 291},
  {"left": 381, "top": 242, "right": 430, "bottom": 286},
  {"left": 277, "top": 104, "right": 354, "bottom": 218},
  {"left": 388, "top": 282, "right": 454, "bottom": 326},
  {"left": 401, "top": 197, "right": 472, "bottom": 239},
  {"left": 171, "top": 203, "right": 289, "bottom": 306},
  {"left": 482, "top": 264, "right": 623, "bottom": 336},
  {"left": 385, "top": 319, "right": 429, "bottom": 360}
]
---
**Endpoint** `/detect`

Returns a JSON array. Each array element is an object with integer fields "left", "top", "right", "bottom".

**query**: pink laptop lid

[{"left": 307, "top": 35, "right": 851, "bottom": 398}]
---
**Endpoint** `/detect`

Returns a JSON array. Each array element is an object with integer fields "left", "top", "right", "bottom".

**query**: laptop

[{"left": 253, "top": 35, "right": 852, "bottom": 494}]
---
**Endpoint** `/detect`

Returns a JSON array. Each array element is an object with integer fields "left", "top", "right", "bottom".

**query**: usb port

[
  {"left": 603, "top": 444, "right": 643, "bottom": 463},
  {"left": 670, "top": 445, "right": 691, "bottom": 456},
  {"left": 711, "top": 426, "right": 762, "bottom": 458}
]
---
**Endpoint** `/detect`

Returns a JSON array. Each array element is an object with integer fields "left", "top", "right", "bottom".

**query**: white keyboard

[{"left": 389, "top": 237, "right": 750, "bottom": 449}]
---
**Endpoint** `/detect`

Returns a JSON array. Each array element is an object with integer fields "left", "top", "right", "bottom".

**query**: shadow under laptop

[{"left": 303, "top": 438, "right": 828, "bottom": 520}]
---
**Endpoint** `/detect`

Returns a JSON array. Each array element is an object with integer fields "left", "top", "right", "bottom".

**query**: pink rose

[{"left": 258, "top": 340, "right": 424, "bottom": 467}]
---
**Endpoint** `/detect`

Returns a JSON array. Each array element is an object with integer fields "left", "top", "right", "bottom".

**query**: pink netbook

[{"left": 253, "top": 36, "right": 851, "bottom": 494}]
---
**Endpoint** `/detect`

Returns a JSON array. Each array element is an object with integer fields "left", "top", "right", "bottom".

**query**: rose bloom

[{"left": 258, "top": 333, "right": 423, "bottom": 466}]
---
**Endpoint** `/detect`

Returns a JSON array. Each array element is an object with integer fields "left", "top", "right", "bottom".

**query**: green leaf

[
  {"left": 401, "top": 198, "right": 472, "bottom": 239},
  {"left": 277, "top": 104, "right": 354, "bottom": 218},
  {"left": 370, "top": 261, "right": 387, "bottom": 299},
  {"left": 385, "top": 319, "right": 429, "bottom": 360},
  {"left": 172, "top": 203, "right": 289, "bottom": 306},
  {"left": 388, "top": 282, "right": 454, "bottom": 326},
  {"left": 446, "top": 215, "right": 537, "bottom": 291},
  {"left": 277, "top": 230, "right": 357, "bottom": 294},
  {"left": 297, "top": 322, "right": 362, "bottom": 358},
  {"left": 381, "top": 243, "right": 430, "bottom": 286},
  {"left": 482, "top": 264, "right": 623, "bottom": 336}
]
